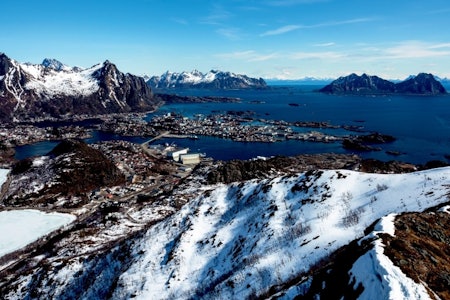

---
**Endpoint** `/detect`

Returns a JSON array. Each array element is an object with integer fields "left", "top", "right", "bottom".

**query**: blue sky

[{"left": 2, "top": 0, "right": 450, "bottom": 79}]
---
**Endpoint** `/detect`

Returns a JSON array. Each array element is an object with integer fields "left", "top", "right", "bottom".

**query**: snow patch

[
  {"left": 0, "top": 210, "right": 76, "bottom": 257},
  {"left": 438, "top": 205, "right": 450, "bottom": 214},
  {"left": 0, "top": 168, "right": 9, "bottom": 186}
]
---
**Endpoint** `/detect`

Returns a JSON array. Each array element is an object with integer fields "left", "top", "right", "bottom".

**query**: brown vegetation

[{"left": 383, "top": 210, "right": 450, "bottom": 300}]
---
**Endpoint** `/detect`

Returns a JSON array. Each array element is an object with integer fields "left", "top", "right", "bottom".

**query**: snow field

[{"left": 0, "top": 209, "right": 76, "bottom": 257}]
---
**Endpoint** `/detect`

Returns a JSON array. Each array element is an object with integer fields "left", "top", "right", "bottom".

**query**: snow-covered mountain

[
  {"left": 0, "top": 53, "right": 160, "bottom": 121},
  {"left": 147, "top": 69, "right": 268, "bottom": 89},
  {"left": 1, "top": 163, "right": 449, "bottom": 299}
]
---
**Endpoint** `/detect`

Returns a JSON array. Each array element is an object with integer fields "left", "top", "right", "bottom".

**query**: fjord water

[
  {"left": 15, "top": 86, "right": 450, "bottom": 164},
  {"left": 148, "top": 86, "right": 450, "bottom": 164}
]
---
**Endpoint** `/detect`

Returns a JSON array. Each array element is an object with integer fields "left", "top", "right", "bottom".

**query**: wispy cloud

[
  {"left": 314, "top": 42, "right": 336, "bottom": 47},
  {"left": 200, "top": 4, "right": 233, "bottom": 25},
  {"left": 216, "top": 28, "right": 242, "bottom": 41},
  {"left": 260, "top": 18, "right": 374, "bottom": 36},
  {"left": 260, "top": 25, "right": 301, "bottom": 36},
  {"left": 290, "top": 51, "right": 344, "bottom": 60},
  {"left": 383, "top": 41, "right": 450, "bottom": 59},
  {"left": 428, "top": 43, "right": 450, "bottom": 49},
  {"left": 215, "top": 50, "right": 278, "bottom": 62}
]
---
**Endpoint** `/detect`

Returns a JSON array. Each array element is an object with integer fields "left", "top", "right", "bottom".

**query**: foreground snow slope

[{"left": 112, "top": 167, "right": 450, "bottom": 299}]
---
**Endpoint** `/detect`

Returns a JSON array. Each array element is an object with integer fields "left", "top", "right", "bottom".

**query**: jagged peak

[{"left": 41, "top": 58, "right": 66, "bottom": 71}]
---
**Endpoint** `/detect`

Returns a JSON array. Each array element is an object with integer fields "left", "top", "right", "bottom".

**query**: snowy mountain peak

[
  {"left": 41, "top": 58, "right": 67, "bottom": 71},
  {"left": 0, "top": 53, "right": 159, "bottom": 121},
  {"left": 147, "top": 69, "right": 267, "bottom": 89}
]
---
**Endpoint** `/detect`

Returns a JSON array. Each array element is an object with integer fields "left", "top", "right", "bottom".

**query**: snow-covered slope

[
  {"left": 2, "top": 167, "right": 449, "bottom": 299},
  {"left": 21, "top": 60, "right": 102, "bottom": 98},
  {"left": 110, "top": 168, "right": 449, "bottom": 299},
  {"left": 148, "top": 69, "right": 267, "bottom": 89}
]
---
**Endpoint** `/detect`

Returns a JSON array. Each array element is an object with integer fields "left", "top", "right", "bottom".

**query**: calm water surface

[{"left": 15, "top": 86, "right": 450, "bottom": 164}]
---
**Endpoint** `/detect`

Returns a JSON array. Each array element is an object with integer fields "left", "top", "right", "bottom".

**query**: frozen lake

[{"left": 0, "top": 209, "right": 76, "bottom": 257}]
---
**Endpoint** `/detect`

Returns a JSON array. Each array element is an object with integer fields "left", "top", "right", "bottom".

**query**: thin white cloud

[
  {"left": 260, "top": 25, "right": 301, "bottom": 36},
  {"left": 260, "top": 18, "right": 374, "bottom": 36},
  {"left": 428, "top": 43, "right": 450, "bottom": 49},
  {"left": 215, "top": 50, "right": 278, "bottom": 62},
  {"left": 314, "top": 42, "right": 336, "bottom": 47},
  {"left": 290, "top": 51, "right": 345, "bottom": 60},
  {"left": 216, "top": 28, "right": 241, "bottom": 41},
  {"left": 383, "top": 41, "right": 450, "bottom": 59},
  {"left": 201, "top": 4, "right": 233, "bottom": 25}
]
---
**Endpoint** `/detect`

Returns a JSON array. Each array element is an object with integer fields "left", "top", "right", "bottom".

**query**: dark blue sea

[{"left": 15, "top": 86, "right": 450, "bottom": 164}]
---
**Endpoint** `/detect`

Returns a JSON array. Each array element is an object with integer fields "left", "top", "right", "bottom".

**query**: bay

[{"left": 14, "top": 86, "right": 450, "bottom": 164}]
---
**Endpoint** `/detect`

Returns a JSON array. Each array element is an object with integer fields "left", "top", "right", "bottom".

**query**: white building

[
  {"left": 167, "top": 148, "right": 189, "bottom": 162},
  {"left": 180, "top": 153, "right": 201, "bottom": 165}
]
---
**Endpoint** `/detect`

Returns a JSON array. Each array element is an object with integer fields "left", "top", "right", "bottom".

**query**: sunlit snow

[
  {"left": 24, "top": 63, "right": 102, "bottom": 97},
  {"left": 111, "top": 167, "right": 450, "bottom": 299},
  {"left": 0, "top": 210, "right": 76, "bottom": 258}
]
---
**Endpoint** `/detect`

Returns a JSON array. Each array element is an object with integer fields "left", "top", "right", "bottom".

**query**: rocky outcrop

[
  {"left": 207, "top": 153, "right": 361, "bottom": 184},
  {"left": 0, "top": 53, "right": 162, "bottom": 122},
  {"left": 3, "top": 139, "right": 125, "bottom": 208},
  {"left": 342, "top": 132, "right": 396, "bottom": 152},
  {"left": 320, "top": 73, "right": 447, "bottom": 95},
  {"left": 148, "top": 69, "right": 268, "bottom": 89}
]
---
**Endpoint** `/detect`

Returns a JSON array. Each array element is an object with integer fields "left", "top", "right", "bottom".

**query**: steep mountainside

[
  {"left": 320, "top": 73, "right": 447, "bottom": 95},
  {"left": 1, "top": 164, "right": 449, "bottom": 299},
  {"left": 147, "top": 69, "right": 267, "bottom": 89},
  {"left": 0, "top": 53, "right": 161, "bottom": 121}
]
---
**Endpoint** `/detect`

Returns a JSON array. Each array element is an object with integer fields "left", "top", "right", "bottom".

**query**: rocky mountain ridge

[
  {"left": 320, "top": 73, "right": 447, "bottom": 95},
  {"left": 147, "top": 69, "right": 268, "bottom": 89},
  {"left": 0, "top": 53, "right": 161, "bottom": 122}
]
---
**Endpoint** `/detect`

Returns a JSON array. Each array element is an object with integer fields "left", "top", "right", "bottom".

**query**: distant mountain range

[
  {"left": 147, "top": 70, "right": 268, "bottom": 89},
  {"left": 0, "top": 53, "right": 161, "bottom": 122},
  {"left": 320, "top": 73, "right": 447, "bottom": 95}
]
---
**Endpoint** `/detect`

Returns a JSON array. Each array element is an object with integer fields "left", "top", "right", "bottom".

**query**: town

[{"left": 149, "top": 111, "right": 349, "bottom": 143}]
